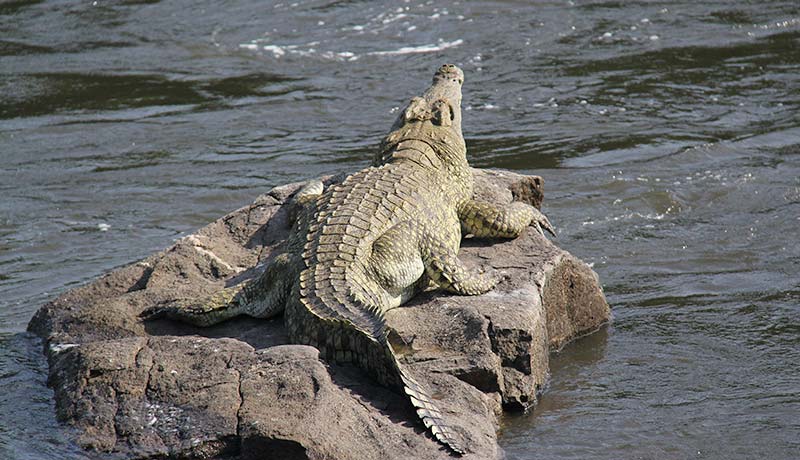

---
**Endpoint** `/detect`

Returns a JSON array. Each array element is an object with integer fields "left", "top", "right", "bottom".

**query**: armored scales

[{"left": 146, "top": 64, "right": 553, "bottom": 454}]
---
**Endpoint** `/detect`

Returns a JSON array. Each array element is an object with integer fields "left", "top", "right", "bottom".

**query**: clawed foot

[
  {"left": 139, "top": 303, "right": 178, "bottom": 321},
  {"left": 139, "top": 300, "right": 199, "bottom": 321},
  {"left": 138, "top": 293, "right": 240, "bottom": 327},
  {"left": 488, "top": 267, "right": 514, "bottom": 286},
  {"left": 479, "top": 266, "right": 502, "bottom": 291},
  {"left": 530, "top": 207, "right": 556, "bottom": 237}
]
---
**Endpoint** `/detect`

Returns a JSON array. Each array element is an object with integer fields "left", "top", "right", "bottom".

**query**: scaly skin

[{"left": 143, "top": 64, "right": 554, "bottom": 455}]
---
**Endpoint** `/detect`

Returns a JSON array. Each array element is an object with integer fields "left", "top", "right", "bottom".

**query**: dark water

[{"left": 2, "top": 1, "right": 799, "bottom": 458}]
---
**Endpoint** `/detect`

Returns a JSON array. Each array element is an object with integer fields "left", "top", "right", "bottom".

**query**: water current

[{"left": 1, "top": 1, "right": 799, "bottom": 459}]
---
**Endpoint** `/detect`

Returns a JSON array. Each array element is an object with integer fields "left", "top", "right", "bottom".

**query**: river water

[{"left": 1, "top": 1, "right": 799, "bottom": 459}]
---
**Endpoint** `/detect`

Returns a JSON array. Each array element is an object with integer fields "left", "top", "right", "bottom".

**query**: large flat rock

[{"left": 29, "top": 168, "right": 610, "bottom": 460}]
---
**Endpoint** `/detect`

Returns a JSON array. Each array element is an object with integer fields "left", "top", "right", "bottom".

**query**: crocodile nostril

[{"left": 433, "top": 65, "right": 463, "bottom": 85}]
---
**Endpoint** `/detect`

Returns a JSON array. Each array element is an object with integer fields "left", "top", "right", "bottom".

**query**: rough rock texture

[{"left": 29, "top": 168, "right": 610, "bottom": 460}]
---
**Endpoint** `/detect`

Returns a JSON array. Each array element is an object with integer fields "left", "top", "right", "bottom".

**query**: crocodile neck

[
  {"left": 379, "top": 134, "right": 473, "bottom": 207},
  {"left": 374, "top": 64, "right": 472, "bottom": 207}
]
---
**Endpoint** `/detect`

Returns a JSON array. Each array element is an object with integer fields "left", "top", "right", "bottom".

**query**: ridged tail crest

[
  {"left": 391, "top": 348, "right": 466, "bottom": 455},
  {"left": 294, "top": 271, "right": 466, "bottom": 455}
]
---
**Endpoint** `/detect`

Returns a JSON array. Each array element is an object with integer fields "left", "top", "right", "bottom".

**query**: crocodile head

[{"left": 374, "top": 64, "right": 468, "bottom": 170}]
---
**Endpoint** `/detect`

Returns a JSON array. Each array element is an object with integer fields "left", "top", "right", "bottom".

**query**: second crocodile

[{"left": 144, "top": 64, "right": 554, "bottom": 455}]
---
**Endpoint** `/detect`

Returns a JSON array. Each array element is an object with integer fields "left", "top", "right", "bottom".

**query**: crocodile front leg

[
  {"left": 421, "top": 225, "right": 496, "bottom": 295},
  {"left": 458, "top": 199, "right": 555, "bottom": 239}
]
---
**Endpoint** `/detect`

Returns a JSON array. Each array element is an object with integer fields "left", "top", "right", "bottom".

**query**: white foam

[
  {"left": 753, "top": 17, "right": 800, "bottom": 30},
  {"left": 262, "top": 45, "right": 286, "bottom": 57},
  {"left": 50, "top": 343, "right": 79, "bottom": 354},
  {"left": 381, "top": 13, "right": 407, "bottom": 24},
  {"left": 368, "top": 39, "right": 464, "bottom": 56},
  {"left": 320, "top": 50, "right": 359, "bottom": 61},
  {"left": 237, "top": 36, "right": 463, "bottom": 61}
]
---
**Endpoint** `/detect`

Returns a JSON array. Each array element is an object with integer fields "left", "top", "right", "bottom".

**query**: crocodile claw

[
  {"left": 485, "top": 268, "right": 502, "bottom": 288},
  {"left": 139, "top": 305, "right": 169, "bottom": 321},
  {"left": 531, "top": 207, "right": 556, "bottom": 238}
]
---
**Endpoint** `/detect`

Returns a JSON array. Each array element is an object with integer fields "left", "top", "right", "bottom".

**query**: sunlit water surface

[{"left": 1, "top": 1, "right": 798, "bottom": 459}]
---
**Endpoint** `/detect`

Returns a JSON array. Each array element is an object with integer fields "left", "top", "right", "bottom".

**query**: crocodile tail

[
  {"left": 297, "top": 263, "right": 465, "bottom": 454},
  {"left": 390, "top": 347, "right": 466, "bottom": 455}
]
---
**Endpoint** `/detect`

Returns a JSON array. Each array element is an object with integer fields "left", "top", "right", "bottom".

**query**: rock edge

[{"left": 28, "top": 168, "right": 610, "bottom": 460}]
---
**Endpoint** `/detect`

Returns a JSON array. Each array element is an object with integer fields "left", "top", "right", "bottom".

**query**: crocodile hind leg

[
  {"left": 458, "top": 199, "right": 555, "bottom": 238},
  {"left": 369, "top": 220, "right": 496, "bottom": 296},
  {"left": 141, "top": 252, "right": 296, "bottom": 327},
  {"left": 368, "top": 221, "right": 428, "bottom": 308},
  {"left": 420, "top": 225, "right": 497, "bottom": 296}
]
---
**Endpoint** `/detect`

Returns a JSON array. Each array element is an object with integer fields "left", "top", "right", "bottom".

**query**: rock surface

[{"left": 28, "top": 168, "right": 610, "bottom": 460}]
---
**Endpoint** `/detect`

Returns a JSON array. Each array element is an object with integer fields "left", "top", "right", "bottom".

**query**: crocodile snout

[{"left": 433, "top": 63, "right": 464, "bottom": 85}]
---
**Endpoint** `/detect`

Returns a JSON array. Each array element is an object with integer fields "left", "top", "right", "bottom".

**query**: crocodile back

[
  {"left": 297, "top": 162, "right": 428, "bottom": 340},
  {"left": 287, "top": 64, "right": 473, "bottom": 455}
]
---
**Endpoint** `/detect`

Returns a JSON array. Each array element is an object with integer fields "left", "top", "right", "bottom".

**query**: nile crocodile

[{"left": 143, "top": 64, "right": 554, "bottom": 455}]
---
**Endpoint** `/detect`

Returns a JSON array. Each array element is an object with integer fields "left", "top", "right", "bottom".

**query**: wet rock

[{"left": 29, "top": 168, "right": 610, "bottom": 460}]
